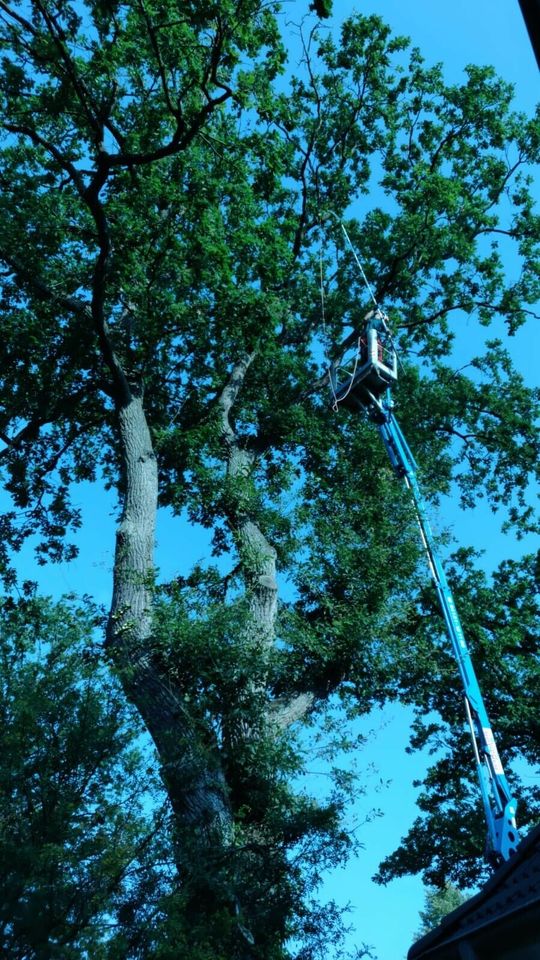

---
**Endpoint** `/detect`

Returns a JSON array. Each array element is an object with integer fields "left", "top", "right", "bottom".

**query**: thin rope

[
  {"left": 321, "top": 212, "right": 404, "bottom": 408},
  {"left": 338, "top": 221, "right": 379, "bottom": 310},
  {"left": 320, "top": 247, "right": 341, "bottom": 411},
  {"left": 319, "top": 222, "right": 364, "bottom": 410},
  {"left": 331, "top": 340, "right": 362, "bottom": 407},
  {"left": 323, "top": 210, "right": 380, "bottom": 309}
]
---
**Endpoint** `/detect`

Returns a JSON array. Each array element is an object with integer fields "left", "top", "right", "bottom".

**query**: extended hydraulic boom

[{"left": 331, "top": 311, "right": 519, "bottom": 867}]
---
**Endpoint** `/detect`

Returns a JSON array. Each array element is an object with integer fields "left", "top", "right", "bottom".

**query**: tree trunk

[
  {"left": 106, "top": 391, "right": 233, "bottom": 878},
  {"left": 218, "top": 354, "right": 279, "bottom": 659}
]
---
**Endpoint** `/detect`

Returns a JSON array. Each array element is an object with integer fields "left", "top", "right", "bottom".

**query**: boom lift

[{"left": 330, "top": 310, "right": 519, "bottom": 867}]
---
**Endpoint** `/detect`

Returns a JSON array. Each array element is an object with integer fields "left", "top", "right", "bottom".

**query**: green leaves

[
  {"left": 415, "top": 884, "right": 468, "bottom": 937},
  {"left": 0, "top": 1, "right": 538, "bottom": 948},
  {"left": 378, "top": 550, "right": 540, "bottom": 887},
  {"left": 0, "top": 592, "right": 173, "bottom": 958},
  {"left": 310, "top": 0, "right": 333, "bottom": 19}
]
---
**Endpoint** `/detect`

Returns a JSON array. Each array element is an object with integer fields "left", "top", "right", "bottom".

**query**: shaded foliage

[
  {"left": 415, "top": 884, "right": 468, "bottom": 938},
  {"left": 0, "top": 591, "right": 173, "bottom": 959}
]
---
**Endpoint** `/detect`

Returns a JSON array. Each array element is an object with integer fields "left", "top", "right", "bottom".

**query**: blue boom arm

[
  {"left": 330, "top": 310, "right": 519, "bottom": 866},
  {"left": 378, "top": 401, "right": 519, "bottom": 865}
]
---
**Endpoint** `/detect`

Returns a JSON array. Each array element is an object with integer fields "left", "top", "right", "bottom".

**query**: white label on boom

[{"left": 482, "top": 727, "right": 504, "bottom": 776}]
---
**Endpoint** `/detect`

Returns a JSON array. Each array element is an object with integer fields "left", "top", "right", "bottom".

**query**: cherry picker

[{"left": 330, "top": 310, "right": 519, "bottom": 868}]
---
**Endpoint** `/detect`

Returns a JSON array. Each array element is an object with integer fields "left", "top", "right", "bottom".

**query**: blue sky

[{"left": 8, "top": 3, "right": 539, "bottom": 959}]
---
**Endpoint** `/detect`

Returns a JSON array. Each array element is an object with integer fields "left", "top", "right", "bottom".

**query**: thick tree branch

[
  {"left": 269, "top": 692, "right": 315, "bottom": 730},
  {"left": 83, "top": 167, "right": 133, "bottom": 405},
  {"left": 217, "top": 352, "right": 258, "bottom": 448},
  {"left": 33, "top": 0, "right": 102, "bottom": 142},
  {"left": 137, "top": 0, "right": 179, "bottom": 117},
  {"left": 2, "top": 121, "right": 131, "bottom": 404},
  {"left": 0, "top": 250, "right": 131, "bottom": 403},
  {"left": 217, "top": 353, "right": 278, "bottom": 620},
  {"left": 0, "top": 250, "right": 90, "bottom": 320},
  {"left": 3, "top": 123, "right": 86, "bottom": 193},
  {"left": 103, "top": 89, "right": 233, "bottom": 170}
]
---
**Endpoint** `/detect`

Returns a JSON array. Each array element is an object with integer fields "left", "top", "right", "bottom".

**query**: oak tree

[{"left": 0, "top": 1, "right": 539, "bottom": 953}]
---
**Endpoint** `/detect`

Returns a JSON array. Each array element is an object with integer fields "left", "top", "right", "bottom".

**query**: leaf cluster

[
  {"left": 376, "top": 550, "right": 540, "bottom": 887},
  {"left": 0, "top": 591, "right": 178, "bottom": 959}
]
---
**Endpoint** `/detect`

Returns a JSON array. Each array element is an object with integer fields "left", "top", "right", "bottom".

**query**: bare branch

[
  {"left": 402, "top": 300, "right": 540, "bottom": 331},
  {"left": 429, "top": 121, "right": 468, "bottom": 172},
  {"left": 0, "top": 0, "right": 39, "bottom": 39}
]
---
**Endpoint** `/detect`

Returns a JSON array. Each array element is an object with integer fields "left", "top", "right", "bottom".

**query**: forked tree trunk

[{"left": 106, "top": 385, "right": 298, "bottom": 953}]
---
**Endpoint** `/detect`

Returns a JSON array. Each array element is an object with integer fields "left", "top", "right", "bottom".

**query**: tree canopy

[
  {"left": 415, "top": 883, "right": 467, "bottom": 939},
  {"left": 0, "top": 1, "right": 539, "bottom": 955}
]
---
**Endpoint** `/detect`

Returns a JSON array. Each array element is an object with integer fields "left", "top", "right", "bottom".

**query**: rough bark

[
  {"left": 218, "top": 354, "right": 278, "bottom": 655},
  {"left": 106, "top": 391, "right": 233, "bottom": 865},
  {"left": 216, "top": 356, "right": 282, "bottom": 795},
  {"left": 217, "top": 354, "right": 316, "bottom": 733},
  {"left": 269, "top": 692, "right": 315, "bottom": 731}
]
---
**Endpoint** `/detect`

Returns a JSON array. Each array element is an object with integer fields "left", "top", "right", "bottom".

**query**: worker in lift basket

[{"left": 362, "top": 309, "right": 385, "bottom": 365}]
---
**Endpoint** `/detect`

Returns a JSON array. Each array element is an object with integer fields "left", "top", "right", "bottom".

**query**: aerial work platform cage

[{"left": 330, "top": 309, "right": 397, "bottom": 411}]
